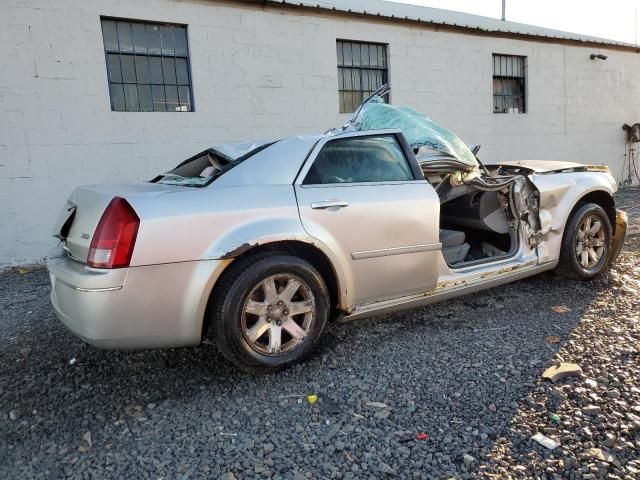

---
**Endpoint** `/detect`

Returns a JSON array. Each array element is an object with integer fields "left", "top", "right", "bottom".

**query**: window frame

[
  {"left": 300, "top": 131, "right": 422, "bottom": 187},
  {"left": 100, "top": 16, "right": 195, "bottom": 112},
  {"left": 492, "top": 53, "right": 526, "bottom": 114},
  {"left": 336, "top": 39, "right": 389, "bottom": 114}
]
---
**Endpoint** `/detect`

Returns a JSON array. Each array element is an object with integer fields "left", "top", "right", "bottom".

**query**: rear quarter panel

[{"left": 128, "top": 185, "right": 304, "bottom": 265}]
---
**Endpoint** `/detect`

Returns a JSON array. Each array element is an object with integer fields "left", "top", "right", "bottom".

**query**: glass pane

[
  {"left": 109, "top": 83, "right": 125, "bottom": 111},
  {"left": 175, "top": 58, "right": 189, "bottom": 85},
  {"left": 343, "top": 42, "right": 352, "bottom": 66},
  {"left": 367, "top": 70, "right": 376, "bottom": 91},
  {"left": 123, "top": 84, "right": 139, "bottom": 111},
  {"left": 160, "top": 26, "right": 174, "bottom": 55},
  {"left": 120, "top": 55, "right": 136, "bottom": 83},
  {"left": 304, "top": 136, "right": 412, "bottom": 184},
  {"left": 149, "top": 57, "right": 163, "bottom": 83},
  {"left": 500, "top": 56, "right": 507, "bottom": 77},
  {"left": 162, "top": 57, "right": 176, "bottom": 84},
  {"left": 147, "top": 24, "right": 161, "bottom": 54},
  {"left": 360, "top": 44, "right": 369, "bottom": 66},
  {"left": 152, "top": 85, "right": 166, "bottom": 111},
  {"left": 336, "top": 42, "right": 344, "bottom": 66},
  {"left": 101, "top": 20, "right": 119, "bottom": 51},
  {"left": 106, "top": 53, "right": 122, "bottom": 83},
  {"left": 135, "top": 56, "right": 150, "bottom": 84},
  {"left": 116, "top": 21, "right": 133, "bottom": 52},
  {"left": 165, "top": 85, "right": 179, "bottom": 111},
  {"left": 516, "top": 58, "right": 524, "bottom": 77},
  {"left": 138, "top": 84, "right": 153, "bottom": 111},
  {"left": 339, "top": 91, "right": 347, "bottom": 113},
  {"left": 341, "top": 68, "right": 351, "bottom": 90},
  {"left": 173, "top": 27, "right": 188, "bottom": 56},
  {"left": 132, "top": 23, "right": 147, "bottom": 54},
  {"left": 352, "top": 43, "right": 361, "bottom": 66},
  {"left": 178, "top": 86, "right": 191, "bottom": 111},
  {"left": 369, "top": 46, "right": 377, "bottom": 67}
]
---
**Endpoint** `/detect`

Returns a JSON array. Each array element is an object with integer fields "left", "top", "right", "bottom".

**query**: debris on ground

[
  {"left": 415, "top": 432, "right": 429, "bottom": 441},
  {"left": 586, "top": 447, "right": 617, "bottom": 463},
  {"left": 306, "top": 394, "right": 317, "bottom": 405},
  {"left": 365, "top": 401, "right": 388, "bottom": 408},
  {"left": 582, "top": 405, "right": 602, "bottom": 416},
  {"left": 551, "top": 305, "right": 571, "bottom": 313},
  {"left": 78, "top": 431, "right": 92, "bottom": 453},
  {"left": 531, "top": 432, "right": 560, "bottom": 450},
  {"left": 541, "top": 362, "right": 583, "bottom": 382},
  {"left": 544, "top": 335, "right": 561, "bottom": 344}
]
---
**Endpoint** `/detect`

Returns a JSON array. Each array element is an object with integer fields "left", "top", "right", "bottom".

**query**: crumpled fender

[{"left": 526, "top": 171, "right": 617, "bottom": 264}]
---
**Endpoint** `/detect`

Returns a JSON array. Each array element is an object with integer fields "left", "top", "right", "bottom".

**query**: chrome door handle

[{"left": 310, "top": 200, "right": 349, "bottom": 210}]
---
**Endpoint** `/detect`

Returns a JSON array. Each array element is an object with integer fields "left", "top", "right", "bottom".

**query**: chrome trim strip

[
  {"left": 55, "top": 277, "right": 123, "bottom": 292},
  {"left": 351, "top": 243, "right": 442, "bottom": 260}
]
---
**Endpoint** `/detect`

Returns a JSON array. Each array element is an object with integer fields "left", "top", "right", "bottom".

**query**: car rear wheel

[
  {"left": 209, "top": 252, "right": 329, "bottom": 372},
  {"left": 555, "top": 202, "right": 612, "bottom": 280}
]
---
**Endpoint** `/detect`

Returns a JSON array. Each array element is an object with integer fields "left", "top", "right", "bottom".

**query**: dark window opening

[
  {"left": 493, "top": 54, "right": 526, "bottom": 114},
  {"left": 101, "top": 18, "right": 193, "bottom": 112},
  {"left": 337, "top": 40, "right": 389, "bottom": 113},
  {"left": 303, "top": 135, "right": 414, "bottom": 185}
]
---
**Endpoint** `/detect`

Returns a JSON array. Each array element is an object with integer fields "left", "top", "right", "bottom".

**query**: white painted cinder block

[{"left": 1, "top": 0, "right": 640, "bottom": 266}]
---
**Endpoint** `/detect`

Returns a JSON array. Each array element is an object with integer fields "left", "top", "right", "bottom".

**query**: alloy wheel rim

[
  {"left": 241, "top": 274, "right": 315, "bottom": 355},
  {"left": 575, "top": 214, "right": 606, "bottom": 270}
]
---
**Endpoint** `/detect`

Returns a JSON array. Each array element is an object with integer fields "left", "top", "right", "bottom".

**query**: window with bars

[
  {"left": 100, "top": 18, "right": 193, "bottom": 112},
  {"left": 493, "top": 54, "right": 526, "bottom": 114},
  {"left": 336, "top": 40, "right": 388, "bottom": 113}
]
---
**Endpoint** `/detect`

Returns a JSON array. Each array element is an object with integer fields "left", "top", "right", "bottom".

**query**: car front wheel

[
  {"left": 209, "top": 252, "right": 329, "bottom": 372},
  {"left": 555, "top": 202, "right": 613, "bottom": 280}
]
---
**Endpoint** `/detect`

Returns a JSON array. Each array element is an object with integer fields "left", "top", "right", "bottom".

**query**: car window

[{"left": 303, "top": 135, "right": 414, "bottom": 185}]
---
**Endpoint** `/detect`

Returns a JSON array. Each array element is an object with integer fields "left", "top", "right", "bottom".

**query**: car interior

[{"left": 424, "top": 170, "right": 517, "bottom": 268}]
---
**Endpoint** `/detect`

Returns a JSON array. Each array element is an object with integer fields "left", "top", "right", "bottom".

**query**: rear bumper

[
  {"left": 47, "top": 249, "right": 226, "bottom": 349},
  {"left": 609, "top": 209, "right": 627, "bottom": 264}
]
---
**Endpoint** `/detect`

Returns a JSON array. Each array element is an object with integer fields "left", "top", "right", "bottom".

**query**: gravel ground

[{"left": 1, "top": 187, "right": 639, "bottom": 479}]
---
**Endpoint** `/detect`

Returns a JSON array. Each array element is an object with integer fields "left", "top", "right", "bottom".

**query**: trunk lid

[{"left": 54, "top": 182, "right": 180, "bottom": 263}]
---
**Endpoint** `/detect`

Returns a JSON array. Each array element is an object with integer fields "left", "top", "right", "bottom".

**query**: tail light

[{"left": 87, "top": 197, "right": 140, "bottom": 269}]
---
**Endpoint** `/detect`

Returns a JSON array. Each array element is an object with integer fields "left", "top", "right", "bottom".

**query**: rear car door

[{"left": 294, "top": 130, "right": 441, "bottom": 306}]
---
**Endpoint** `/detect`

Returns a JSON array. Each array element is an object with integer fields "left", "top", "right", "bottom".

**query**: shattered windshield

[
  {"left": 339, "top": 88, "right": 478, "bottom": 171},
  {"left": 154, "top": 140, "right": 276, "bottom": 187}
]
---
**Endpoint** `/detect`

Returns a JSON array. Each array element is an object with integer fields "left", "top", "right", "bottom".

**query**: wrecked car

[{"left": 48, "top": 85, "right": 627, "bottom": 372}]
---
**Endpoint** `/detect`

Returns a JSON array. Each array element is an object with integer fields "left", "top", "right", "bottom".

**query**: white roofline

[{"left": 264, "top": 0, "right": 639, "bottom": 50}]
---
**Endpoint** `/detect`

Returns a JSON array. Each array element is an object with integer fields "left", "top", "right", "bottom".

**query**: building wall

[{"left": 1, "top": 0, "right": 639, "bottom": 266}]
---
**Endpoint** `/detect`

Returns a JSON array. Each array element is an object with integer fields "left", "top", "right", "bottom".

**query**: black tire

[
  {"left": 209, "top": 252, "right": 329, "bottom": 372},
  {"left": 555, "top": 202, "right": 613, "bottom": 281}
]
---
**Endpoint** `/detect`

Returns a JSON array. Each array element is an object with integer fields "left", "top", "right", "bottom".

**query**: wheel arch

[
  {"left": 570, "top": 190, "right": 616, "bottom": 234},
  {"left": 201, "top": 240, "right": 346, "bottom": 339}
]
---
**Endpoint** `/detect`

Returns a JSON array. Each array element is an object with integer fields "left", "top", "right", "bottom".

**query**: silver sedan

[{"left": 48, "top": 89, "right": 627, "bottom": 371}]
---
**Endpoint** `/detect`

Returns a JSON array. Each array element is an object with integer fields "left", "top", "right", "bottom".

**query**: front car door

[{"left": 294, "top": 130, "right": 441, "bottom": 307}]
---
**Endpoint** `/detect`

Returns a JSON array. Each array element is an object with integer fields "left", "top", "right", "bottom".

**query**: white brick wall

[{"left": 1, "top": 0, "right": 640, "bottom": 266}]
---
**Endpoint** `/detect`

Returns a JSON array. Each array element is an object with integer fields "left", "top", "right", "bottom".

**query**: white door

[{"left": 295, "top": 131, "right": 441, "bottom": 306}]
